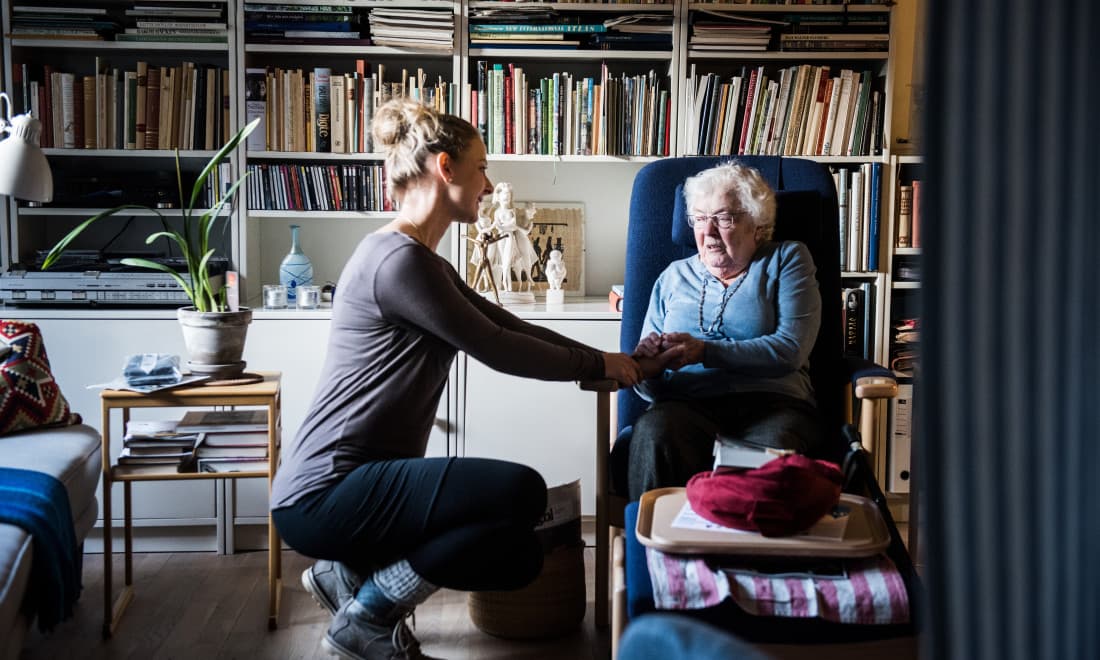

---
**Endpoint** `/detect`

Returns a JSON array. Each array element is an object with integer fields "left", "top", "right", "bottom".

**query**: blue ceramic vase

[{"left": 279, "top": 224, "right": 313, "bottom": 302}]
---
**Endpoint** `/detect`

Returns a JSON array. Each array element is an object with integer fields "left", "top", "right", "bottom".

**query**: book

[
  {"left": 177, "top": 409, "right": 268, "bottom": 432},
  {"left": 313, "top": 67, "right": 331, "bottom": 152},
  {"left": 712, "top": 438, "right": 792, "bottom": 470},
  {"left": 911, "top": 179, "right": 923, "bottom": 248},
  {"left": 896, "top": 184, "right": 913, "bottom": 248},
  {"left": 843, "top": 287, "right": 865, "bottom": 357},
  {"left": 199, "top": 459, "right": 269, "bottom": 474},
  {"left": 867, "top": 161, "right": 882, "bottom": 271},
  {"left": 608, "top": 284, "right": 624, "bottom": 312},
  {"left": 245, "top": 67, "right": 267, "bottom": 151}
]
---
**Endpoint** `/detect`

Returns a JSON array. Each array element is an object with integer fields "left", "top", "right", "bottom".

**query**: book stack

[
  {"left": 119, "top": 420, "right": 202, "bottom": 469},
  {"left": 690, "top": 21, "right": 773, "bottom": 52},
  {"left": 10, "top": 5, "right": 119, "bottom": 41},
  {"left": 890, "top": 318, "right": 919, "bottom": 377},
  {"left": 245, "top": 3, "right": 366, "bottom": 46},
  {"left": 177, "top": 409, "right": 270, "bottom": 474},
  {"left": 368, "top": 8, "right": 453, "bottom": 50},
  {"left": 119, "top": 2, "right": 227, "bottom": 43}
]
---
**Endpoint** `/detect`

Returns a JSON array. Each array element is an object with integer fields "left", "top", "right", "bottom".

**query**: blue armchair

[{"left": 592, "top": 156, "right": 909, "bottom": 643}]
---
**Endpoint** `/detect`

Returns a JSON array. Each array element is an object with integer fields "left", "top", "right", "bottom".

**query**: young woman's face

[{"left": 449, "top": 140, "right": 493, "bottom": 223}]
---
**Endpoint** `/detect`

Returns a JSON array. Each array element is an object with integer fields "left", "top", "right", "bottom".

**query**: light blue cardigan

[{"left": 636, "top": 240, "right": 821, "bottom": 404}]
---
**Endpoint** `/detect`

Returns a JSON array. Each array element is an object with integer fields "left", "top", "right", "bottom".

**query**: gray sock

[{"left": 353, "top": 559, "right": 438, "bottom": 624}]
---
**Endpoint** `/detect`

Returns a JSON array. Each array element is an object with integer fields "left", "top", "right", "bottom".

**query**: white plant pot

[{"left": 177, "top": 307, "right": 253, "bottom": 379}]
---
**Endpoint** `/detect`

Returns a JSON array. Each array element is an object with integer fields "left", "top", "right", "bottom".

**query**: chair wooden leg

[
  {"left": 611, "top": 532, "right": 626, "bottom": 660},
  {"left": 594, "top": 389, "right": 611, "bottom": 628}
]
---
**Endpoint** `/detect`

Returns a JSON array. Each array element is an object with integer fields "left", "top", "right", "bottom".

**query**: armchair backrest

[{"left": 620, "top": 156, "right": 843, "bottom": 444}]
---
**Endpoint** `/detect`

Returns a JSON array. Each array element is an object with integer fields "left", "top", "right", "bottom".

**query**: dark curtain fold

[{"left": 923, "top": 1, "right": 1100, "bottom": 659}]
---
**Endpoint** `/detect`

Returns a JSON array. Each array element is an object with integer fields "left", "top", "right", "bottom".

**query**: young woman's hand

[{"left": 603, "top": 352, "right": 644, "bottom": 388}]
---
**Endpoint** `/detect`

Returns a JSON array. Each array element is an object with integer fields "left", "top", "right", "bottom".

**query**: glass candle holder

[
  {"left": 297, "top": 284, "right": 321, "bottom": 309},
  {"left": 262, "top": 284, "right": 287, "bottom": 309}
]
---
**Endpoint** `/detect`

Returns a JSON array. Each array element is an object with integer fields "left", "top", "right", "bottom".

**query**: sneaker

[
  {"left": 322, "top": 601, "right": 429, "bottom": 660},
  {"left": 302, "top": 560, "right": 363, "bottom": 615}
]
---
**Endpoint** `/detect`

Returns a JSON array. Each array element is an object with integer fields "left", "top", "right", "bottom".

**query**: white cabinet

[{"left": 459, "top": 318, "right": 619, "bottom": 516}]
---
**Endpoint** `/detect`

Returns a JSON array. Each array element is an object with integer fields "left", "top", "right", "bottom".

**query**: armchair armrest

[{"left": 843, "top": 357, "right": 898, "bottom": 400}]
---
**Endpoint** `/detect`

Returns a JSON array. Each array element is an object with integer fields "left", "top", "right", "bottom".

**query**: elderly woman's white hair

[{"left": 682, "top": 161, "right": 777, "bottom": 240}]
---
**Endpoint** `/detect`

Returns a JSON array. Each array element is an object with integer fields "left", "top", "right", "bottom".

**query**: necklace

[{"left": 697, "top": 269, "right": 748, "bottom": 336}]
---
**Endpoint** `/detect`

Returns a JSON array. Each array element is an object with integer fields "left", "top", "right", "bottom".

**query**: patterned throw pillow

[{"left": 0, "top": 320, "right": 81, "bottom": 436}]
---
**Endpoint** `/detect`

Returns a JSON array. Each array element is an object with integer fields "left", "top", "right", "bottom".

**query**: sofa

[
  {"left": 0, "top": 319, "right": 102, "bottom": 659},
  {"left": 0, "top": 423, "right": 101, "bottom": 659}
]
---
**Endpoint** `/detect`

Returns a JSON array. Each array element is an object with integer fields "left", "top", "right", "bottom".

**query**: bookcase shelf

[
  {"left": 17, "top": 207, "right": 229, "bottom": 217},
  {"left": 687, "top": 3, "right": 889, "bottom": 13},
  {"left": 248, "top": 150, "right": 384, "bottom": 161},
  {"left": 248, "top": 210, "right": 396, "bottom": 220},
  {"left": 468, "top": 49, "right": 673, "bottom": 60},
  {"left": 9, "top": 39, "right": 231, "bottom": 53},
  {"left": 42, "top": 148, "right": 220, "bottom": 159},
  {"left": 470, "top": 2, "right": 674, "bottom": 10},
  {"left": 687, "top": 50, "right": 888, "bottom": 61},
  {"left": 244, "top": 44, "right": 454, "bottom": 56}
]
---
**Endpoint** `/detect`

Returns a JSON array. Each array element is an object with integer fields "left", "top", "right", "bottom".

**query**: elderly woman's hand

[
  {"left": 635, "top": 347, "right": 680, "bottom": 379},
  {"left": 632, "top": 332, "right": 664, "bottom": 359},
  {"left": 660, "top": 332, "right": 706, "bottom": 369}
]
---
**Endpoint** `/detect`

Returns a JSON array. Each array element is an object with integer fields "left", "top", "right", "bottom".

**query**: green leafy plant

[{"left": 41, "top": 118, "right": 260, "bottom": 312}]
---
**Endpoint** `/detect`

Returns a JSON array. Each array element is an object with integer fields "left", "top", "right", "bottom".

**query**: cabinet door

[
  {"left": 27, "top": 318, "right": 218, "bottom": 546},
  {"left": 461, "top": 319, "right": 619, "bottom": 516}
]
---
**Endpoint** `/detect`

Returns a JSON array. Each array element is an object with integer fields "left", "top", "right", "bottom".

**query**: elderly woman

[{"left": 627, "top": 161, "right": 823, "bottom": 500}]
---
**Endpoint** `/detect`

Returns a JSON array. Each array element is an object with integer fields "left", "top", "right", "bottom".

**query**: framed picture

[{"left": 466, "top": 201, "right": 585, "bottom": 297}]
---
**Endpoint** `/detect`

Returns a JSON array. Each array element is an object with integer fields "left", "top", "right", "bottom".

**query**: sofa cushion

[
  {"left": 0, "top": 527, "right": 33, "bottom": 653},
  {"left": 0, "top": 424, "right": 102, "bottom": 518},
  {"left": 0, "top": 321, "right": 81, "bottom": 436}
]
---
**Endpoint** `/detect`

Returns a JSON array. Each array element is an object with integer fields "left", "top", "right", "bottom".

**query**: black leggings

[{"left": 272, "top": 457, "right": 547, "bottom": 591}]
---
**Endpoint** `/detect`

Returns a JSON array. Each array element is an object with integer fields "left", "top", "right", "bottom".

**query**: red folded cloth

[{"left": 686, "top": 454, "right": 844, "bottom": 537}]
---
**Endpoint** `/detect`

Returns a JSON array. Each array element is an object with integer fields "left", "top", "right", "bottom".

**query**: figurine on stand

[
  {"left": 491, "top": 182, "right": 538, "bottom": 302},
  {"left": 544, "top": 249, "right": 566, "bottom": 308},
  {"left": 469, "top": 197, "right": 503, "bottom": 303}
]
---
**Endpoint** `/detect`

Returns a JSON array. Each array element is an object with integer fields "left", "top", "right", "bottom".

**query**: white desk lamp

[{"left": 0, "top": 91, "right": 53, "bottom": 203}]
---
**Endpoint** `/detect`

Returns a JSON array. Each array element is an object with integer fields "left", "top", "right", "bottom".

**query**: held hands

[{"left": 632, "top": 332, "right": 705, "bottom": 372}]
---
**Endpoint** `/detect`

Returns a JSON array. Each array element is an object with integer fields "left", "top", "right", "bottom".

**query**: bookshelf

[{"left": 1, "top": 0, "right": 912, "bottom": 531}]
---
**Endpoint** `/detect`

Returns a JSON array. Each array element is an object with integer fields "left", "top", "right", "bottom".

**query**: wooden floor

[
  {"left": 19, "top": 549, "right": 609, "bottom": 660},
  {"left": 21, "top": 528, "right": 920, "bottom": 660}
]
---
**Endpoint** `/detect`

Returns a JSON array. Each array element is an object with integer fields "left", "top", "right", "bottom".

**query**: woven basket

[{"left": 468, "top": 542, "right": 586, "bottom": 640}]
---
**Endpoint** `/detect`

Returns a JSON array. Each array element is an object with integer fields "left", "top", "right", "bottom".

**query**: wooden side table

[{"left": 99, "top": 372, "right": 283, "bottom": 638}]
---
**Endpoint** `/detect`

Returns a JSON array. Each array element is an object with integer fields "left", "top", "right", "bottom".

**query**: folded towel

[
  {"left": 123, "top": 353, "right": 181, "bottom": 387},
  {"left": 645, "top": 547, "right": 909, "bottom": 625}
]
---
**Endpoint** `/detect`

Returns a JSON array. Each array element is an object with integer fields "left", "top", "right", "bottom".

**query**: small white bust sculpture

[
  {"left": 545, "top": 249, "right": 566, "bottom": 291},
  {"left": 544, "top": 249, "right": 566, "bottom": 308}
]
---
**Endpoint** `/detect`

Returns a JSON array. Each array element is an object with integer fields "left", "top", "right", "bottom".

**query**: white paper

[
  {"left": 670, "top": 502, "right": 752, "bottom": 535},
  {"left": 87, "top": 374, "right": 209, "bottom": 394}
]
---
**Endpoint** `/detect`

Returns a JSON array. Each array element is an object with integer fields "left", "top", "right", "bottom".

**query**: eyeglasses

[{"left": 686, "top": 211, "right": 747, "bottom": 229}]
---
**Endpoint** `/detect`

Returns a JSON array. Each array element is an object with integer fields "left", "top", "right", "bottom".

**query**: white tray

[{"left": 636, "top": 487, "right": 891, "bottom": 558}]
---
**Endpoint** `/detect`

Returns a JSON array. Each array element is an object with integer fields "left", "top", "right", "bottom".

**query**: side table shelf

[{"left": 98, "top": 372, "right": 283, "bottom": 638}]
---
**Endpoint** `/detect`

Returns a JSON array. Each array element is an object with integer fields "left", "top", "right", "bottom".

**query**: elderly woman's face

[{"left": 691, "top": 188, "right": 762, "bottom": 281}]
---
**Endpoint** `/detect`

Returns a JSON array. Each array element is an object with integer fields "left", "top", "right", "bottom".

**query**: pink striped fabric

[{"left": 645, "top": 548, "right": 909, "bottom": 625}]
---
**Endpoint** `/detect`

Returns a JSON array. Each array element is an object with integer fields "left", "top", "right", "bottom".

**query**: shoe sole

[
  {"left": 302, "top": 567, "right": 340, "bottom": 615},
  {"left": 322, "top": 634, "right": 364, "bottom": 660}
]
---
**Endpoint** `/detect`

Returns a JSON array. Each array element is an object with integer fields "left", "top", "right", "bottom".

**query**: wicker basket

[{"left": 468, "top": 542, "right": 586, "bottom": 640}]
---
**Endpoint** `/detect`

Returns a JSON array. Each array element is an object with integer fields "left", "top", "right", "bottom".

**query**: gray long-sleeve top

[{"left": 271, "top": 231, "right": 604, "bottom": 510}]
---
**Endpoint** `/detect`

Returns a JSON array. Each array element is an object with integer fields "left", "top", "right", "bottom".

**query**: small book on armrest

[{"left": 712, "top": 437, "right": 794, "bottom": 470}]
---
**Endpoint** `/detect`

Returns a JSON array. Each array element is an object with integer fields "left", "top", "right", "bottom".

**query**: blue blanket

[{"left": 0, "top": 467, "right": 81, "bottom": 632}]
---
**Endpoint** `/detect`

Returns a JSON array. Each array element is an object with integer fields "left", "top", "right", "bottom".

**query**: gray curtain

[{"left": 923, "top": 1, "right": 1100, "bottom": 659}]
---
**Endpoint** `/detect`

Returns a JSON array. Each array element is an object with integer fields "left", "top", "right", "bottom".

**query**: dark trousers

[
  {"left": 627, "top": 392, "right": 822, "bottom": 500},
  {"left": 273, "top": 456, "right": 547, "bottom": 591}
]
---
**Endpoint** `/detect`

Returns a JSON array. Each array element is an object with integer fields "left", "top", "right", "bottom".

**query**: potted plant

[{"left": 42, "top": 118, "right": 261, "bottom": 379}]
